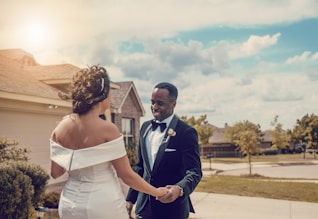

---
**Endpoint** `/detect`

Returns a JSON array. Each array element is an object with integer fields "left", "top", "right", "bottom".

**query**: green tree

[
  {"left": 0, "top": 136, "right": 30, "bottom": 161},
  {"left": 224, "top": 120, "right": 263, "bottom": 176},
  {"left": 180, "top": 114, "right": 214, "bottom": 145},
  {"left": 269, "top": 115, "right": 289, "bottom": 151},
  {"left": 290, "top": 113, "right": 318, "bottom": 159}
]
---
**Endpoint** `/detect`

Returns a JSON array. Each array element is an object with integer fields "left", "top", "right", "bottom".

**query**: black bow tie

[{"left": 151, "top": 120, "right": 167, "bottom": 132}]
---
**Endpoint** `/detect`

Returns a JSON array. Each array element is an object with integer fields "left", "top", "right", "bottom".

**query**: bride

[{"left": 50, "top": 65, "right": 167, "bottom": 219}]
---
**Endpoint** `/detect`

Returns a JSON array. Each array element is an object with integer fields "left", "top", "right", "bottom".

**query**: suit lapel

[
  {"left": 140, "top": 122, "right": 152, "bottom": 175},
  {"left": 151, "top": 115, "right": 179, "bottom": 174}
]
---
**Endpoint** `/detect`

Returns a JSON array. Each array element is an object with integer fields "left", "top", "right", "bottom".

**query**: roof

[
  {"left": 24, "top": 64, "right": 80, "bottom": 81},
  {"left": 0, "top": 49, "right": 145, "bottom": 114},
  {"left": 208, "top": 124, "right": 273, "bottom": 144},
  {"left": 111, "top": 81, "right": 145, "bottom": 116},
  {"left": 0, "top": 54, "right": 61, "bottom": 100},
  {"left": 0, "top": 49, "right": 38, "bottom": 66},
  {"left": 209, "top": 126, "right": 230, "bottom": 143}
]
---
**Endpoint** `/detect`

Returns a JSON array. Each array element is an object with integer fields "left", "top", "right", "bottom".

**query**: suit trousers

[{"left": 135, "top": 201, "right": 152, "bottom": 219}]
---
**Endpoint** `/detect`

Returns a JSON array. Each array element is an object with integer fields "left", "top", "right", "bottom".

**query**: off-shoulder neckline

[{"left": 49, "top": 135, "right": 123, "bottom": 151}]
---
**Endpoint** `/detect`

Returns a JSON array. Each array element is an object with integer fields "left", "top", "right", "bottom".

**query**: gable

[{"left": 111, "top": 81, "right": 145, "bottom": 116}]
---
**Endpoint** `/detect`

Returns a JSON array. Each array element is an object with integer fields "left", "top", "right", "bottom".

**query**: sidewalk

[
  {"left": 190, "top": 161, "right": 318, "bottom": 219},
  {"left": 190, "top": 192, "right": 318, "bottom": 219}
]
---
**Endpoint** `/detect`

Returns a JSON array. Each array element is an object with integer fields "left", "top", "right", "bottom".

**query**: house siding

[{"left": 116, "top": 92, "right": 142, "bottom": 142}]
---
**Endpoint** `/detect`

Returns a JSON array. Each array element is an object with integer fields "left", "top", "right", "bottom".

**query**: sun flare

[{"left": 19, "top": 18, "right": 56, "bottom": 50}]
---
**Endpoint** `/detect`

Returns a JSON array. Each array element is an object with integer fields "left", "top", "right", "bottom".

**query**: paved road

[
  {"left": 189, "top": 160, "right": 318, "bottom": 219},
  {"left": 203, "top": 160, "right": 318, "bottom": 179}
]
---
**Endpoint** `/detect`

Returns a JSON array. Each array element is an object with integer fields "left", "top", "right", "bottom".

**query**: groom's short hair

[{"left": 154, "top": 82, "right": 178, "bottom": 101}]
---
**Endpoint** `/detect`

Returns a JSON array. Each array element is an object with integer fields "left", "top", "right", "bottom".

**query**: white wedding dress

[{"left": 50, "top": 136, "right": 129, "bottom": 219}]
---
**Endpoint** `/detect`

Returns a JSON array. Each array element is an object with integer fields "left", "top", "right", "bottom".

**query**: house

[
  {"left": 0, "top": 49, "right": 145, "bottom": 178},
  {"left": 202, "top": 124, "right": 273, "bottom": 158}
]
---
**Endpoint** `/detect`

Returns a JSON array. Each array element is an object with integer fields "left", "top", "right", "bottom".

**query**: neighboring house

[
  {"left": 111, "top": 81, "right": 145, "bottom": 146},
  {"left": 202, "top": 124, "right": 273, "bottom": 158},
  {"left": 0, "top": 49, "right": 145, "bottom": 178}
]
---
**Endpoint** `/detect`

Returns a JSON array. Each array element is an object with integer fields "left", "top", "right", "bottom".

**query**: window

[{"left": 122, "top": 118, "right": 134, "bottom": 146}]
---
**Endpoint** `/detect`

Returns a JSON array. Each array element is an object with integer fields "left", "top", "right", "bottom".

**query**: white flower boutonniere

[
  {"left": 168, "top": 128, "right": 177, "bottom": 137},
  {"left": 163, "top": 128, "right": 177, "bottom": 144}
]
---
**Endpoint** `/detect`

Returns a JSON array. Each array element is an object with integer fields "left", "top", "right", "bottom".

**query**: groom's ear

[{"left": 172, "top": 99, "right": 176, "bottom": 108}]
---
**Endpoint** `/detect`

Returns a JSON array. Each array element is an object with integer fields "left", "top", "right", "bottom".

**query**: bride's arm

[
  {"left": 112, "top": 155, "right": 167, "bottom": 198},
  {"left": 51, "top": 161, "right": 66, "bottom": 179}
]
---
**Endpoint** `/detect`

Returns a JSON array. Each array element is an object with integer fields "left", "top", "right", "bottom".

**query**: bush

[
  {"left": 43, "top": 192, "right": 60, "bottom": 209},
  {"left": 0, "top": 161, "right": 50, "bottom": 219},
  {"left": 125, "top": 140, "right": 138, "bottom": 169},
  {"left": 0, "top": 137, "right": 30, "bottom": 161},
  {"left": 0, "top": 163, "right": 33, "bottom": 219},
  {"left": 10, "top": 161, "right": 50, "bottom": 206}
]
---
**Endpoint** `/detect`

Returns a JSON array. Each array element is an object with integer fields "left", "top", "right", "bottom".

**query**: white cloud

[
  {"left": 231, "top": 33, "right": 281, "bottom": 59},
  {"left": 286, "top": 51, "right": 312, "bottom": 64},
  {"left": 311, "top": 52, "right": 318, "bottom": 60}
]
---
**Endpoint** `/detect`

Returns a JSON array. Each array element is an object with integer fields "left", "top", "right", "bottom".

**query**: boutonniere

[
  {"left": 163, "top": 128, "right": 176, "bottom": 144},
  {"left": 167, "top": 128, "right": 176, "bottom": 136}
]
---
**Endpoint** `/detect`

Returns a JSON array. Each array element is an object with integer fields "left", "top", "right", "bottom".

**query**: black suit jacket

[{"left": 126, "top": 115, "right": 202, "bottom": 219}]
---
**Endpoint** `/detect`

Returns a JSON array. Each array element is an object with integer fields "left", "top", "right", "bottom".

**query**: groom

[{"left": 126, "top": 82, "right": 202, "bottom": 219}]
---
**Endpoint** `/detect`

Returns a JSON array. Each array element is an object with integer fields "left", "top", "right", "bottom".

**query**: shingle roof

[
  {"left": 0, "top": 54, "right": 60, "bottom": 100},
  {"left": 0, "top": 49, "right": 145, "bottom": 114},
  {"left": 209, "top": 126, "right": 229, "bottom": 143},
  {"left": 0, "top": 49, "right": 37, "bottom": 64},
  {"left": 208, "top": 124, "right": 272, "bottom": 144},
  {"left": 24, "top": 64, "right": 80, "bottom": 81},
  {"left": 111, "top": 81, "right": 145, "bottom": 116}
]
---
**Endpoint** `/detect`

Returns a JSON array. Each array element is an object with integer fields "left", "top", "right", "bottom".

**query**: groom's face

[{"left": 151, "top": 88, "right": 176, "bottom": 121}]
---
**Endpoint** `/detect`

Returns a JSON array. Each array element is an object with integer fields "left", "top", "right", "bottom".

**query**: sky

[{"left": 1, "top": 0, "right": 318, "bottom": 130}]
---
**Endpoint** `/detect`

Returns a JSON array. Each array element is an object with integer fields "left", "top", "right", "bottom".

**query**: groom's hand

[
  {"left": 126, "top": 201, "right": 134, "bottom": 219},
  {"left": 157, "top": 185, "right": 180, "bottom": 203}
]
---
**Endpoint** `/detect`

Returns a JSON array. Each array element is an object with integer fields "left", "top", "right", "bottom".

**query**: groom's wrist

[{"left": 175, "top": 185, "right": 184, "bottom": 197}]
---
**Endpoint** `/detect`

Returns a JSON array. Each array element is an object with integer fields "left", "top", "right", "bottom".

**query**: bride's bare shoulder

[{"left": 100, "top": 120, "right": 121, "bottom": 141}]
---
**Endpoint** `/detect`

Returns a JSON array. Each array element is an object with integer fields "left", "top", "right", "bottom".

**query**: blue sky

[{"left": 1, "top": 0, "right": 318, "bottom": 130}]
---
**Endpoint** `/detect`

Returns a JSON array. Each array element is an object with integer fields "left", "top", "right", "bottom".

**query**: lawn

[
  {"left": 198, "top": 153, "right": 318, "bottom": 203},
  {"left": 196, "top": 174, "right": 318, "bottom": 203}
]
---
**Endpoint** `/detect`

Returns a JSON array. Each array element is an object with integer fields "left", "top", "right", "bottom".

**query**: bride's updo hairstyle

[{"left": 71, "top": 65, "right": 110, "bottom": 115}]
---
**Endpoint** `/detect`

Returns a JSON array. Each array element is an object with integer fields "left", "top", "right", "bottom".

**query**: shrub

[
  {"left": 10, "top": 161, "right": 50, "bottom": 206},
  {"left": 43, "top": 192, "right": 60, "bottom": 208},
  {"left": 125, "top": 140, "right": 138, "bottom": 169},
  {"left": 0, "top": 163, "right": 33, "bottom": 219},
  {"left": 0, "top": 137, "right": 30, "bottom": 161}
]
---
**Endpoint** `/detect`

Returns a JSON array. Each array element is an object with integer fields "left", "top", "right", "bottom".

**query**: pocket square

[{"left": 165, "top": 148, "right": 176, "bottom": 152}]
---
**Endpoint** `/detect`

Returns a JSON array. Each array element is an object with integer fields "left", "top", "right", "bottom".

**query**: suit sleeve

[{"left": 176, "top": 126, "right": 202, "bottom": 198}]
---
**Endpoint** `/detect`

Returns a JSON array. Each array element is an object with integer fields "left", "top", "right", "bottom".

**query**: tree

[
  {"left": 0, "top": 137, "right": 30, "bottom": 161},
  {"left": 269, "top": 115, "right": 289, "bottom": 151},
  {"left": 224, "top": 120, "right": 263, "bottom": 176},
  {"left": 180, "top": 114, "right": 214, "bottom": 146},
  {"left": 290, "top": 113, "right": 318, "bottom": 159}
]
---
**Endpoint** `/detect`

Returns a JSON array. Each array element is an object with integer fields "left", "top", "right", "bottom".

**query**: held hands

[
  {"left": 155, "top": 187, "right": 169, "bottom": 199},
  {"left": 126, "top": 201, "right": 133, "bottom": 219},
  {"left": 157, "top": 185, "right": 181, "bottom": 203}
]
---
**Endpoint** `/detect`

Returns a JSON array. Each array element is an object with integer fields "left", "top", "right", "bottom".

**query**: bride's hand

[{"left": 155, "top": 187, "right": 169, "bottom": 199}]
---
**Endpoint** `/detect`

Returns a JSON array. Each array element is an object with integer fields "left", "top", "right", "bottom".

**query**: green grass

[
  {"left": 198, "top": 153, "right": 318, "bottom": 203},
  {"left": 196, "top": 174, "right": 318, "bottom": 203},
  {"left": 202, "top": 153, "right": 317, "bottom": 164}
]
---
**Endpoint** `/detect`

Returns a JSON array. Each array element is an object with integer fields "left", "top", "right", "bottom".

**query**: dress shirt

[{"left": 146, "top": 115, "right": 174, "bottom": 169}]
